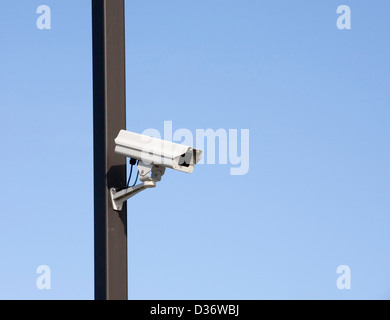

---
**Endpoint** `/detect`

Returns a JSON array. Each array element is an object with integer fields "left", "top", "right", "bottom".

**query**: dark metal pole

[{"left": 92, "top": 0, "right": 128, "bottom": 300}]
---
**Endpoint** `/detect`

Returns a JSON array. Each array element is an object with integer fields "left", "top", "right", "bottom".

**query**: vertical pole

[{"left": 92, "top": 0, "right": 128, "bottom": 300}]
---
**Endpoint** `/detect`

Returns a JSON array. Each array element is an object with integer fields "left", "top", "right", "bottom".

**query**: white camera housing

[
  {"left": 114, "top": 130, "right": 203, "bottom": 173},
  {"left": 110, "top": 129, "right": 203, "bottom": 211}
]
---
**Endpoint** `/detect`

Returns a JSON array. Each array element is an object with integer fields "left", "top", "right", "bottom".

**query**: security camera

[
  {"left": 115, "top": 130, "right": 203, "bottom": 173},
  {"left": 110, "top": 129, "right": 203, "bottom": 211}
]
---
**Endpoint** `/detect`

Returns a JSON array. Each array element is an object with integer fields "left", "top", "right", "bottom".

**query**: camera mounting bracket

[{"left": 110, "top": 161, "right": 166, "bottom": 211}]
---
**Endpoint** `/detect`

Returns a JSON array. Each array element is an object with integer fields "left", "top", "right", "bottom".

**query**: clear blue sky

[{"left": 1, "top": 0, "right": 390, "bottom": 300}]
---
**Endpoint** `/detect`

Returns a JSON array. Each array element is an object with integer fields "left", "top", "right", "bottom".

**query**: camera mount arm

[{"left": 110, "top": 161, "right": 166, "bottom": 211}]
